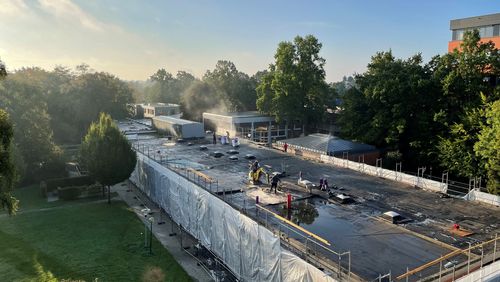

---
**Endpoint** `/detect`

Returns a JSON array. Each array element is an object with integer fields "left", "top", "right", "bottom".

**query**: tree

[
  {"left": 63, "top": 72, "right": 133, "bottom": 141},
  {"left": 435, "top": 30, "right": 499, "bottom": 179},
  {"left": 204, "top": 60, "right": 257, "bottom": 111},
  {"left": 338, "top": 51, "right": 441, "bottom": 167},
  {"left": 80, "top": 113, "right": 137, "bottom": 204},
  {"left": 474, "top": 100, "right": 500, "bottom": 194},
  {"left": 0, "top": 59, "right": 6, "bottom": 78},
  {"left": 0, "top": 110, "right": 19, "bottom": 215},
  {"left": 180, "top": 81, "right": 222, "bottom": 121},
  {"left": 0, "top": 69, "right": 64, "bottom": 183},
  {"left": 256, "top": 35, "right": 330, "bottom": 132}
]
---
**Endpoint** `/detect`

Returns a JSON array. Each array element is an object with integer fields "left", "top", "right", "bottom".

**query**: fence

[
  {"left": 130, "top": 150, "right": 338, "bottom": 282},
  {"left": 395, "top": 234, "right": 499, "bottom": 281},
  {"left": 276, "top": 141, "right": 500, "bottom": 207}
]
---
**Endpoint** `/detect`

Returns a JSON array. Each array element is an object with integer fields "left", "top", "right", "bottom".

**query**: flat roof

[
  {"left": 450, "top": 13, "right": 500, "bottom": 30},
  {"left": 142, "top": 103, "right": 180, "bottom": 108},
  {"left": 280, "top": 133, "right": 377, "bottom": 154},
  {"left": 153, "top": 115, "right": 201, "bottom": 125},
  {"left": 203, "top": 111, "right": 272, "bottom": 119}
]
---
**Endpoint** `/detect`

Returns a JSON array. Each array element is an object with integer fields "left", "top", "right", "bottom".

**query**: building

[
  {"left": 276, "top": 133, "right": 380, "bottom": 165},
  {"left": 449, "top": 13, "right": 500, "bottom": 52},
  {"left": 202, "top": 111, "right": 302, "bottom": 143},
  {"left": 152, "top": 116, "right": 204, "bottom": 139},
  {"left": 141, "top": 103, "right": 181, "bottom": 118}
]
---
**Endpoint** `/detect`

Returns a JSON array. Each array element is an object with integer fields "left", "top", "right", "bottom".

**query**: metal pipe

[
  {"left": 494, "top": 233, "right": 498, "bottom": 262},
  {"left": 438, "top": 257, "right": 442, "bottom": 282},
  {"left": 467, "top": 242, "right": 471, "bottom": 274}
]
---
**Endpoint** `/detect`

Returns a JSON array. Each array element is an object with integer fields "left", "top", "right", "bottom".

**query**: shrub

[
  {"left": 57, "top": 186, "right": 84, "bottom": 200},
  {"left": 85, "top": 184, "right": 102, "bottom": 197},
  {"left": 40, "top": 176, "right": 93, "bottom": 197}
]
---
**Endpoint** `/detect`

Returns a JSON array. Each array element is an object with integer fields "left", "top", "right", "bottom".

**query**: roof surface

[
  {"left": 204, "top": 111, "right": 271, "bottom": 118},
  {"left": 282, "top": 133, "right": 376, "bottom": 154},
  {"left": 450, "top": 13, "right": 500, "bottom": 30},
  {"left": 153, "top": 115, "right": 201, "bottom": 125}
]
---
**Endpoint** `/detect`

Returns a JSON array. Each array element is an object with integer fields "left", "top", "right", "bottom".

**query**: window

[{"left": 479, "top": 26, "right": 494, "bottom": 38}]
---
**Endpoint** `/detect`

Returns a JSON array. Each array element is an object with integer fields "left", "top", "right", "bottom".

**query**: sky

[{"left": 1, "top": 0, "right": 499, "bottom": 82}]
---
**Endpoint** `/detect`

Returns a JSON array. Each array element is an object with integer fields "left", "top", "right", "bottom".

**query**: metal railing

[
  {"left": 253, "top": 204, "right": 353, "bottom": 281},
  {"left": 396, "top": 233, "right": 499, "bottom": 282}
]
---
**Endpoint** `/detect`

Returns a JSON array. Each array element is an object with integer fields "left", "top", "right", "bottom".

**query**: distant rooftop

[
  {"left": 204, "top": 111, "right": 271, "bottom": 118},
  {"left": 142, "top": 103, "right": 180, "bottom": 108},
  {"left": 153, "top": 115, "right": 201, "bottom": 125},
  {"left": 450, "top": 13, "right": 500, "bottom": 30},
  {"left": 281, "top": 133, "right": 377, "bottom": 154}
]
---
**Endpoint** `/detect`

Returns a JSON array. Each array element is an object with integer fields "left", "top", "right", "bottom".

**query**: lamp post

[{"left": 148, "top": 216, "right": 154, "bottom": 254}]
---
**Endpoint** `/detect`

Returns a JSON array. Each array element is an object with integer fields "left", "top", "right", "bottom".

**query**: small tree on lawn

[
  {"left": 0, "top": 109, "right": 19, "bottom": 214},
  {"left": 80, "top": 113, "right": 136, "bottom": 204}
]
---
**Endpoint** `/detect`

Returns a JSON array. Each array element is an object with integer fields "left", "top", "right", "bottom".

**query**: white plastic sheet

[{"left": 132, "top": 152, "right": 334, "bottom": 281}]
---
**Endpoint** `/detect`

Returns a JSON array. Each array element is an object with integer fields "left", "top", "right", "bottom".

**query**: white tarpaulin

[{"left": 130, "top": 152, "right": 336, "bottom": 282}]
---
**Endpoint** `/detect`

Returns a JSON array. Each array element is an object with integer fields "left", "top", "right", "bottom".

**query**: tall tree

[
  {"left": 63, "top": 72, "right": 133, "bottom": 141},
  {"left": 0, "top": 109, "right": 19, "bottom": 215},
  {"left": 0, "top": 69, "right": 64, "bottom": 183},
  {"left": 80, "top": 113, "right": 137, "bottom": 204},
  {"left": 256, "top": 35, "right": 330, "bottom": 132},
  {"left": 338, "top": 51, "right": 441, "bottom": 167},
  {"left": 204, "top": 60, "right": 257, "bottom": 111},
  {"left": 0, "top": 59, "right": 6, "bottom": 78},
  {"left": 435, "top": 30, "right": 499, "bottom": 179},
  {"left": 474, "top": 100, "right": 500, "bottom": 194},
  {"left": 146, "top": 69, "right": 177, "bottom": 103},
  {"left": 180, "top": 81, "right": 221, "bottom": 121}
]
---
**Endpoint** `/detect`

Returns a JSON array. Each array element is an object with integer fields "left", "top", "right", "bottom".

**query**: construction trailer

[
  {"left": 152, "top": 116, "right": 204, "bottom": 139},
  {"left": 202, "top": 111, "right": 302, "bottom": 144}
]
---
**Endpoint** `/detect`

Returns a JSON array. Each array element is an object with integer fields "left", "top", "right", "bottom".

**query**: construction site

[{"left": 119, "top": 118, "right": 500, "bottom": 282}]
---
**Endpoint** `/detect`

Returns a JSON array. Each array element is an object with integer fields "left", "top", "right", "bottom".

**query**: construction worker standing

[{"left": 270, "top": 174, "right": 281, "bottom": 194}]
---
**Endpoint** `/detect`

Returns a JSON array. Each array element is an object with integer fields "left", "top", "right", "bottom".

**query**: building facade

[
  {"left": 142, "top": 103, "right": 180, "bottom": 119},
  {"left": 449, "top": 13, "right": 500, "bottom": 52},
  {"left": 202, "top": 111, "right": 302, "bottom": 144},
  {"left": 152, "top": 116, "right": 204, "bottom": 139}
]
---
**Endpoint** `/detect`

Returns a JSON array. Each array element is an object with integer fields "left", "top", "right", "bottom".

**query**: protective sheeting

[
  {"left": 281, "top": 251, "right": 337, "bottom": 282},
  {"left": 465, "top": 189, "right": 500, "bottom": 206},
  {"left": 130, "top": 152, "right": 335, "bottom": 281}
]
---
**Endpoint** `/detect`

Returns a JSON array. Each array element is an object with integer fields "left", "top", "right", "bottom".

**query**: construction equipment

[{"left": 248, "top": 166, "right": 269, "bottom": 185}]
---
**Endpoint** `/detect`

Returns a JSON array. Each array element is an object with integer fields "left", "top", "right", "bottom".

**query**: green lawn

[{"left": 0, "top": 186, "right": 191, "bottom": 282}]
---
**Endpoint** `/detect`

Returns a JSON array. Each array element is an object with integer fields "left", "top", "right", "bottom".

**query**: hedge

[
  {"left": 40, "top": 176, "right": 93, "bottom": 197},
  {"left": 57, "top": 186, "right": 84, "bottom": 200}
]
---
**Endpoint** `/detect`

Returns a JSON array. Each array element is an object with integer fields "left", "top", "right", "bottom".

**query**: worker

[
  {"left": 324, "top": 179, "right": 329, "bottom": 191},
  {"left": 283, "top": 142, "right": 288, "bottom": 152},
  {"left": 212, "top": 132, "right": 217, "bottom": 145},
  {"left": 252, "top": 160, "right": 259, "bottom": 173},
  {"left": 319, "top": 178, "right": 324, "bottom": 190},
  {"left": 270, "top": 174, "right": 281, "bottom": 194}
]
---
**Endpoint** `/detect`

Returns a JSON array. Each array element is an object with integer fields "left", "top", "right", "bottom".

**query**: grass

[{"left": 0, "top": 186, "right": 191, "bottom": 282}]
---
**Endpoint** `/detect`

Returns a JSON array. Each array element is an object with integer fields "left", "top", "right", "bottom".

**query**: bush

[
  {"left": 85, "top": 184, "right": 102, "bottom": 197},
  {"left": 57, "top": 186, "right": 84, "bottom": 200},
  {"left": 40, "top": 176, "right": 93, "bottom": 197}
]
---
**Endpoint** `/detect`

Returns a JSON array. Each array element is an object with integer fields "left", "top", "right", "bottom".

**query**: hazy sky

[{"left": 1, "top": 0, "right": 499, "bottom": 82}]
